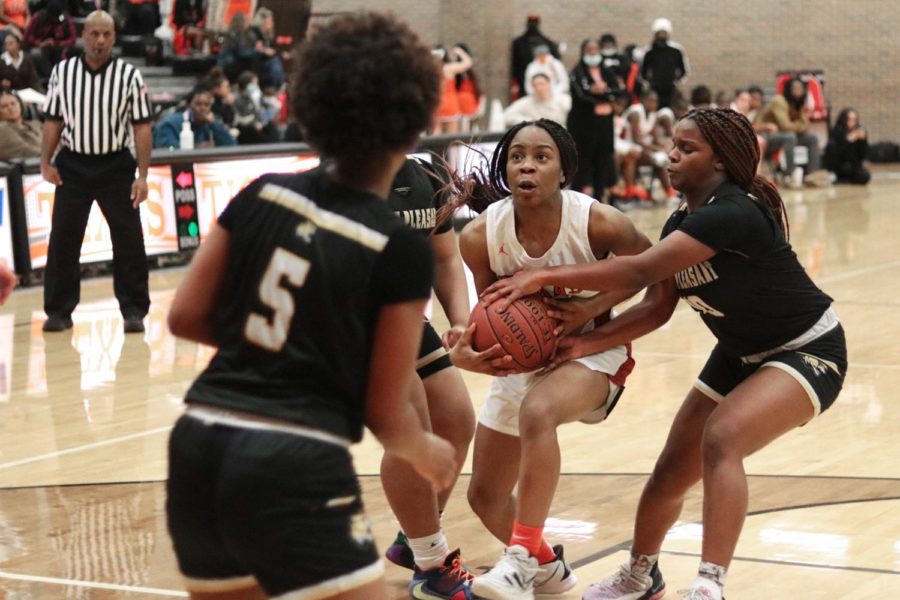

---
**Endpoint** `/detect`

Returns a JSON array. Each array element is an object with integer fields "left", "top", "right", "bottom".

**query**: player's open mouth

[{"left": 517, "top": 181, "right": 538, "bottom": 191}]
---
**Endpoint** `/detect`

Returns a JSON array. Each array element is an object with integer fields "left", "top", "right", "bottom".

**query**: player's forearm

[
  {"left": 538, "top": 256, "right": 647, "bottom": 294},
  {"left": 364, "top": 300, "right": 430, "bottom": 461},
  {"left": 569, "top": 280, "right": 676, "bottom": 355}
]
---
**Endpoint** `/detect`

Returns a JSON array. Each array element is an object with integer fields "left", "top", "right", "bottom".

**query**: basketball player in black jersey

[
  {"left": 380, "top": 157, "right": 478, "bottom": 599},
  {"left": 482, "top": 108, "right": 847, "bottom": 600},
  {"left": 165, "top": 13, "right": 457, "bottom": 600}
]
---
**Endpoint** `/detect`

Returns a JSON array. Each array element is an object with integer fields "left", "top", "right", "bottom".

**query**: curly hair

[
  {"left": 290, "top": 12, "right": 440, "bottom": 158},
  {"left": 683, "top": 107, "right": 790, "bottom": 239}
]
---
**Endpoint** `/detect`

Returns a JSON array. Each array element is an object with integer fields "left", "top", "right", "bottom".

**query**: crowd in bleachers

[
  {"left": 482, "top": 15, "right": 871, "bottom": 207},
  {"left": 0, "top": 4, "right": 873, "bottom": 188}
]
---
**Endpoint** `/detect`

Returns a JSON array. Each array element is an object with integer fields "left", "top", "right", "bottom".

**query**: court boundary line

[
  {"left": 0, "top": 570, "right": 188, "bottom": 596},
  {"left": 571, "top": 496, "right": 900, "bottom": 572},
  {"left": 0, "top": 426, "right": 173, "bottom": 471},
  {"left": 659, "top": 549, "right": 900, "bottom": 576}
]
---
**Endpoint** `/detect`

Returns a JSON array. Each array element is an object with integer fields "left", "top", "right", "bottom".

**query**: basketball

[{"left": 469, "top": 293, "right": 559, "bottom": 371}]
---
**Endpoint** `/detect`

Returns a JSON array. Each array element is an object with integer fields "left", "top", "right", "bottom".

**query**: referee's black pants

[{"left": 44, "top": 149, "right": 150, "bottom": 320}]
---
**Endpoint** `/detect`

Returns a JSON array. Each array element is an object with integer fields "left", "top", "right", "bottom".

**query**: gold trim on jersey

[
  {"left": 259, "top": 183, "right": 389, "bottom": 252},
  {"left": 415, "top": 347, "right": 448, "bottom": 370}
]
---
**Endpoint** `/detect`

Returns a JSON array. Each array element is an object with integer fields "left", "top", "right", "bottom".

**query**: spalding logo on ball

[{"left": 469, "top": 293, "right": 559, "bottom": 371}]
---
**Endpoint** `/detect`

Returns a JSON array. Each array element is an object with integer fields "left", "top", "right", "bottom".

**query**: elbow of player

[{"left": 167, "top": 304, "right": 201, "bottom": 340}]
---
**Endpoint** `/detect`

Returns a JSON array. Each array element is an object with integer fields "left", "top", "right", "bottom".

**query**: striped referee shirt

[{"left": 43, "top": 56, "right": 153, "bottom": 155}]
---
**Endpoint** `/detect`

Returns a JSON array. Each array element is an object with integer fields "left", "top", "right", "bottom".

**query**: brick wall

[{"left": 304, "top": 0, "right": 900, "bottom": 142}]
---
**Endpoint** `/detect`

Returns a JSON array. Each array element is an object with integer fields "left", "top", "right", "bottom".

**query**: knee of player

[
  {"left": 648, "top": 448, "right": 700, "bottom": 494},
  {"left": 467, "top": 477, "right": 503, "bottom": 517},
  {"left": 517, "top": 398, "right": 561, "bottom": 439},
  {"left": 700, "top": 418, "right": 742, "bottom": 470},
  {"left": 429, "top": 401, "right": 476, "bottom": 449}
]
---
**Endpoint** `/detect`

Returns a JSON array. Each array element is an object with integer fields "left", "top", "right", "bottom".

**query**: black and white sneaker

[
  {"left": 472, "top": 545, "right": 539, "bottom": 600},
  {"left": 534, "top": 544, "right": 577, "bottom": 596}
]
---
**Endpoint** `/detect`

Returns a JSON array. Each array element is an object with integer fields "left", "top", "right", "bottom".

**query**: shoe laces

[
  {"left": 443, "top": 554, "right": 474, "bottom": 583},
  {"left": 588, "top": 563, "right": 649, "bottom": 593}
]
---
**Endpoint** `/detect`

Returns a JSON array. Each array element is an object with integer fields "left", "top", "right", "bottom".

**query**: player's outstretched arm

[{"left": 365, "top": 299, "right": 457, "bottom": 491}]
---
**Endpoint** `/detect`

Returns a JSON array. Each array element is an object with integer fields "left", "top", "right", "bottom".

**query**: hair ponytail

[{"left": 749, "top": 174, "right": 789, "bottom": 239}]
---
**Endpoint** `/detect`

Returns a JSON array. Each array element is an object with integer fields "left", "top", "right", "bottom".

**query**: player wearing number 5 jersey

[{"left": 165, "top": 13, "right": 457, "bottom": 600}]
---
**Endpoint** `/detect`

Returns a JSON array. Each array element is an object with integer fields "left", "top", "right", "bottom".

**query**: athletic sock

[
  {"left": 408, "top": 530, "right": 450, "bottom": 571},
  {"left": 509, "top": 521, "right": 556, "bottom": 564},
  {"left": 630, "top": 551, "right": 660, "bottom": 576}
]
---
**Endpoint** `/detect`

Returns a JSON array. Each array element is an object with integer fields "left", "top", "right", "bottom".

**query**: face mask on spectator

[{"left": 582, "top": 55, "right": 601, "bottom": 66}]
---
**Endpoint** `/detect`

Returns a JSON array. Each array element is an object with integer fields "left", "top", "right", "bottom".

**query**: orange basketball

[{"left": 469, "top": 293, "right": 559, "bottom": 372}]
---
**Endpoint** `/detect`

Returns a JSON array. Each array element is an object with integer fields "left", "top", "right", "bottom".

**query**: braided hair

[
  {"left": 683, "top": 108, "right": 790, "bottom": 239},
  {"left": 442, "top": 119, "right": 579, "bottom": 218}
]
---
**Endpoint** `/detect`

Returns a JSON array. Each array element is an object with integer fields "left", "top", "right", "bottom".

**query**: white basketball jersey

[
  {"left": 621, "top": 103, "right": 657, "bottom": 145},
  {"left": 486, "top": 190, "right": 600, "bottom": 303}
]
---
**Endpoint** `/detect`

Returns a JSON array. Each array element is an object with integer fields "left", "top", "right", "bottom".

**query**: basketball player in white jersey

[
  {"left": 621, "top": 90, "right": 677, "bottom": 201},
  {"left": 445, "top": 119, "right": 671, "bottom": 600}
]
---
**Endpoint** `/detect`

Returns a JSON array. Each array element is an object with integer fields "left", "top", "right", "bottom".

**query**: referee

[{"left": 40, "top": 10, "right": 154, "bottom": 334}]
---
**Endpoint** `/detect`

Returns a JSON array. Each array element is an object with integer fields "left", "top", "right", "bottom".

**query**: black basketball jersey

[
  {"left": 185, "top": 167, "right": 435, "bottom": 442},
  {"left": 386, "top": 158, "right": 453, "bottom": 237},
  {"left": 660, "top": 182, "right": 832, "bottom": 357}
]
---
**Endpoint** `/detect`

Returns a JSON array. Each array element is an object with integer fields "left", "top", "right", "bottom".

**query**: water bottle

[{"left": 179, "top": 111, "right": 194, "bottom": 150}]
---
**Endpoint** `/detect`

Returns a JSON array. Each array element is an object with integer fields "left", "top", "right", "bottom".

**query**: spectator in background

[
  {"left": 503, "top": 72, "right": 570, "bottom": 127},
  {"left": 121, "top": 0, "right": 160, "bottom": 36},
  {"left": 1, "top": 0, "right": 29, "bottom": 30},
  {"left": 25, "top": 0, "right": 77, "bottom": 78},
  {"left": 599, "top": 33, "right": 630, "bottom": 87},
  {"left": 510, "top": 13, "right": 559, "bottom": 100},
  {"left": 640, "top": 17, "right": 688, "bottom": 109},
  {"left": 203, "top": 66, "right": 235, "bottom": 127},
  {"left": 689, "top": 84, "right": 712, "bottom": 109},
  {"left": 621, "top": 89, "right": 677, "bottom": 201},
  {"left": 455, "top": 42, "right": 483, "bottom": 132},
  {"left": 567, "top": 38, "right": 618, "bottom": 202},
  {"left": 153, "top": 85, "right": 236, "bottom": 149},
  {"left": 825, "top": 107, "right": 870, "bottom": 184},
  {"left": 714, "top": 89, "right": 732, "bottom": 109},
  {"left": 0, "top": 89, "right": 40, "bottom": 159},
  {"left": 746, "top": 85, "right": 764, "bottom": 122},
  {"left": 232, "top": 69, "right": 278, "bottom": 144},
  {"left": 623, "top": 43, "right": 645, "bottom": 103},
  {"left": 172, "top": 0, "right": 203, "bottom": 28},
  {"left": 1, "top": 27, "right": 43, "bottom": 91},
  {"left": 247, "top": 6, "right": 284, "bottom": 89},
  {"left": 172, "top": 0, "right": 209, "bottom": 55},
  {"left": 523, "top": 43, "right": 569, "bottom": 98},
  {"left": 756, "top": 77, "right": 827, "bottom": 186},
  {"left": 217, "top": 11, "right": 255, "bottom": 80},
  {"left": 431, "top": 44, "right": 472, "bottom": 135},
  {"left": 731, "top": 88, "right": 767, "bottom": 161}
]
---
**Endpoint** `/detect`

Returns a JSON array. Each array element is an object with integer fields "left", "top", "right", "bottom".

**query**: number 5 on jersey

[{"left": 245, "top": 248, "right": 311, "bottom": 351}]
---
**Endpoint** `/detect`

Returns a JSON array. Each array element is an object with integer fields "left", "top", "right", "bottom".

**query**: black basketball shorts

[
  {"left": 696, "top": 323, "right": 847, "bottom": 416},
  {"left": 166, "top": 414, "right": 382, "bottom": 597},
  {"left": 416, "top": 320, "right": 453, "bottom": 379}
]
